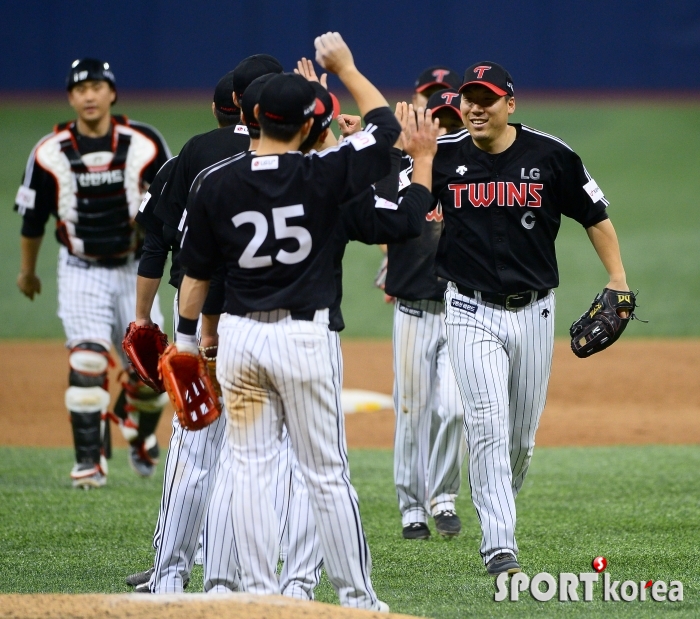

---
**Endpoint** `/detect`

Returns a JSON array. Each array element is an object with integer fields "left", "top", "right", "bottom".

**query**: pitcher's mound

[{"left": 0, "top": 593, "right": 419, "bottom": 619}]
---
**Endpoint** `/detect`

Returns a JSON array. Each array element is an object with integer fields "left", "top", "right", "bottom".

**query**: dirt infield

[
  {"left": 0, "top": 593, "right": 416, "bottom": 619},
  {"left": 1, "top": 339, "right": 699, "bottom": 449}
]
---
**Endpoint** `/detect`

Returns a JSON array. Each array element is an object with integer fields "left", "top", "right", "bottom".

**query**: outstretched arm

[{"left": 314, "top": 32, "right": 388, "bottom": 116}]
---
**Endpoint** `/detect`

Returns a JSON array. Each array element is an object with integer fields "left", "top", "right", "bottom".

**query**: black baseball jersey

[
  {"left": 136, "top": 156, "right": 179, "bottom": 285},
  {"left": 385, "top": 152, "right": 448, "bottom": 301},
  {"left": 15, "top": 116, "right": 170, "bottom": 263},
  {"left": 432, "top": 125, "right": 609, "bottom": 293},
  {"left": 179, "top": 107, "right": 401, "bottom": 315},
  {"left": 329, "top": 152, "right": 434, "bottom": 331},
  {"left": 154, "top": 124, "right": 250, "bottom": 231}
]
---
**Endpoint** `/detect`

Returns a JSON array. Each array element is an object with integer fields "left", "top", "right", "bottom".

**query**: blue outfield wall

[{"left": 2, "top": 0, "right": 699, "bottom": 92}]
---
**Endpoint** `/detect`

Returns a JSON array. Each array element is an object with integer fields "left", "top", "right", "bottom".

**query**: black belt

[
  {"left": 290, "top": 310, "right": 316, "bottom": 321},
  {"left": 456, "top": 284, "right": 548, "bottom": 310}
]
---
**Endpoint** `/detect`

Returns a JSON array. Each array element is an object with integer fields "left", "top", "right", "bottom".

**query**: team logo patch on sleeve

[
  {"left": 374, "top": 197, "right": 398, "bottom": 210},
  {"left": 398, "top": 304, "right": 424, "bottom": 317},
  {"left": 235, "top": 125, "right": 249, "bottom": 135},
  {"left": 15, "top": 185, "right": 36, "bottom": 214},
  {"left": 451, "top": 298, "right": 477, "bottom": 313},
  {"left": 138, "top": 191, "right": 151, "bottom": 212},
  {"left": 252, "top": 155, "right": 279, "bottom": 171},
  {"left": 348, "top": 132, "right": 377, "bottom": 151},
  {"left": 583, "top": 178, "right": 604, "bottom": 203},
  {"left": 398, "top": 170, "right": 411, "bottom": 192}
]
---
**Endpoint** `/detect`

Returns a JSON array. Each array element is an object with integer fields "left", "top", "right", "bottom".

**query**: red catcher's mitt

[
  {"left": 122, "top": 322, "right": 169, "bottom": 392},
  {"left": 158, "top": 344, "right": 221, "bottom": 431}
]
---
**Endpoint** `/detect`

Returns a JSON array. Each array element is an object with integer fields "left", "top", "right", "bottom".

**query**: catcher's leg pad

[
  {"left": 114, "top": 371, "right": 169, "bottom": 443},
  {"left": 66, "top": 386, "right": 111, "bottom": 465}
]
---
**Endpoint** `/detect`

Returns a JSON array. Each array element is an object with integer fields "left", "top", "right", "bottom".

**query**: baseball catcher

[{"left": 570, "top": 288, "right": 642, "bottom": 358}]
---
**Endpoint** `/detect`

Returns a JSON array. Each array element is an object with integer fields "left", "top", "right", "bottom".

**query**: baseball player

[
  {"left": 127, "top": 59, "right": 279, "bottom": 593},
  {"left": 412, "top": 65, "right": 462, "bottom": 109},
  {"left": 384, "top": 89, "right": 467, "bottom": 540},
  {"left": 15, "top": 58, "right": 170, "bottom": 489},
  {"left": 175, "top": 33, "right": 402, "bottom": 610},
  {"left": 201, "top": 73, "right": 439, "bottom": 598},
  {"left": 431, "top": 61, "right": 631, "bottom": 574}
]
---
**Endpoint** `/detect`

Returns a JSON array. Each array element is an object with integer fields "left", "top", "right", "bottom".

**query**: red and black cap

[
  {"left": 66, "top": 58, "right": 116, "bottom": 91},
  {"left": 425, "top": 88, "right": 462, "bottom": 121},
  {"left": 459, "top": 61, "right": 514, "bottom": 97},
  {"left": 232, "top": 54, "right": 284, "bottom": 98},
  {"left": 240, "top": 73, "right": 276, "bottom": 129},
  {"left": 213, "top": 70, "right": 239, "bottom": 116},
  {"left": 301, "top": 82, "right": 341, "bottom": 149},
  {"left": 258, "top": 73, "right": 316, "bottom": 125},
  {"left": 414, "top": 66, "right": 461, "bottom": 93}
]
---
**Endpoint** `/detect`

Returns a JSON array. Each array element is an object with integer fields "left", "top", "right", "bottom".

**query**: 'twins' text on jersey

[{"left": 432, "top": 125, "right": 609, "bottom": 293}]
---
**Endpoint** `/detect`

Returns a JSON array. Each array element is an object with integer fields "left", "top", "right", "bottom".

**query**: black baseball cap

[
  {"left": 414, "top": 66, "right": 461, "bottom": 93},
  {"left": 232, "top": 54, "right": 284, "bottom": 98},
  {"left": 302, "top": 82, "right": 341, "bottom": 149},
  {"left": 258, "top": 73, "right": 316, "bottom": 124},
  {"left": 66, "top": 58, "right": 116, "bottom": 91},
  {"left": 213, "top": 70, "right": 239, "bottom": 116},
  {"left": 240, "top": 73, "right": 276, "bottom": 130},
  {"left": 459, "top": 61, "right": 514, "bottom": 97},
  {"left": 425, "top": 88, "right": 462, "bottom": 121}
]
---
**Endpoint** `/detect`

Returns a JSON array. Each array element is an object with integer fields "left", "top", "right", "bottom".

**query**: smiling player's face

[{"left": 460, "top": 85, "right": 514, "bottom": 145}]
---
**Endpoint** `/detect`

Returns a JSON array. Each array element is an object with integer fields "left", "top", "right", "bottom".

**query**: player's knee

[
  {"left": 68, "top": 342, "right": 111, "bottom": 389},
  {"left": 65, "top": 386, "right": 111, "bottom": 413},
  {"left": 124, "top": 372, "right": 169, "bottom": 413}
]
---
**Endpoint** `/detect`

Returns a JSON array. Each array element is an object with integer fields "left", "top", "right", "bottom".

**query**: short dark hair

[
  {"left": 214, "top": 109, "right": 240, "bottom": 127},
  {"left": 258, "top": 114, "right": 306, "bottom": 142}
]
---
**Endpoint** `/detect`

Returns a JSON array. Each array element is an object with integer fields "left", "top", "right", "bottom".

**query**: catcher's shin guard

[
  {"left": 114, "top": 370, "right": 168, "bottom": 449},
  {"left": 66, "top": 342, "right": 113, "bottom": 466}
]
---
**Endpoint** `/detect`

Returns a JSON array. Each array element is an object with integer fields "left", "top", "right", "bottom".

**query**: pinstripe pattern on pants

[
  {"left": 393, "top": 299, "right": 466, "bottom": 526},
  {"left": 217, "top": 310, "right": 377, "bottom": 608},
  {"left": 444, "top": 283, "right": 555, "bottom": 564},
  {"left": 57, "top": 247, "right": 164, "bottom": 365}
]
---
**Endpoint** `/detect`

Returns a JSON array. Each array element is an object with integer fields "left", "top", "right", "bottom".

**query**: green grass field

[
  {"left": 0, "top": 97, "right": 698, "bottom": 339},
  {"left": 1, "top": 445, "right": 698, "bottom": 617}
]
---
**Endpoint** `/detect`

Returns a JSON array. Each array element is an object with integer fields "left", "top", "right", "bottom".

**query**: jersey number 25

[{"left": 233, "top": 205, "right": 312, "bottom": 269}]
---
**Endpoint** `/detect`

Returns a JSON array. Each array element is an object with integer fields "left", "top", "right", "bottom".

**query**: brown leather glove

[
  {"left": 158, "top": 344, "right": 221, "bottom": 430},
  {"left": 122, "top": 322, "right": 169, "bottom": 392}
]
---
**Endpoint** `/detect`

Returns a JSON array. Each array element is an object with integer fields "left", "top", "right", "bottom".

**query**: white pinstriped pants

[
  {"left": 217, "top": 310, "right": 378, "bottom": 609},
  {"left": 57, "top": 247, "right": 163, "bottom": 365},
  {"left": 444, "top": 283, "right": 555, "bottom": 563},
  {"left": 392, "top": 299, "right": 466, "bottom": 526}
]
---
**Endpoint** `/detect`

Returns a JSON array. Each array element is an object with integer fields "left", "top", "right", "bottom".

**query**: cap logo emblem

[
  {"left": 432, "top": 69, "right": 450, "bottom": 83},
  {"left": 473, "top": 66, "right": 492, "bottom": 79},
  {"left": 441, "top": 92, "right": 459, "bottom": 105}
]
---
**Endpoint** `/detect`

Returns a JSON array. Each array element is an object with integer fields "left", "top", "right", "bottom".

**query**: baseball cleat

[
  {"left": 134, "top": 582, "right": 152, "bottom": 593},
  {"left": 434, "top": 509, "right": 461, "bottom": 538},
  {"left": 71, "top": 462, "right": 106, "bottom": 489},
  {"left": 486, "top": 553, "right": 521, "bottom": 575},
  {"left": 126, "top": 566, "right": 154, "bottom": 587},
  {"left": 128, "top": 436, "right": 159, "bottom": 478},
  {"left": 375, "top": 600, "right": 390, "bottom": 613},
  {"left": 402, "top": 522, "right": 431, "bottom": 540}
]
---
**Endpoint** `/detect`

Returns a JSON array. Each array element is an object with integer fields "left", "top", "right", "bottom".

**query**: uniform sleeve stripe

[
  {"left": 521, "top": 125, "right": 574, "bottom": 152},
  {"left": 436, "top": 128, "right": 470, "bottom": 144},
  {"left": 190, "top": 151, "right": 248, "bottom": 191}
]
